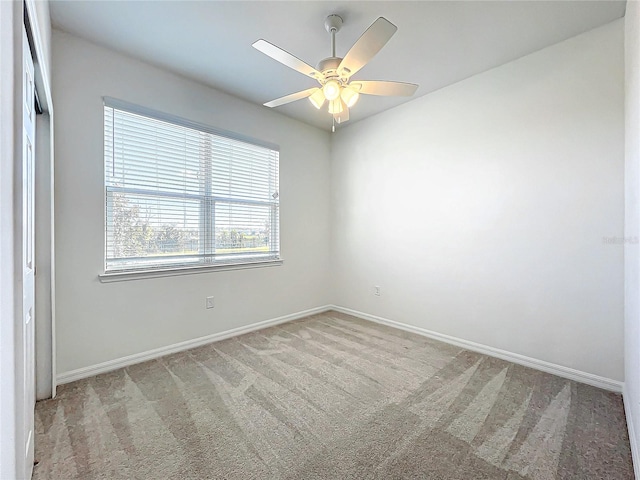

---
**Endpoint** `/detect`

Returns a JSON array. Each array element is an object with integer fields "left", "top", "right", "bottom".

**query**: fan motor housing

[{"left": 317, "top": 56, "right": 343, "bottom": 77}]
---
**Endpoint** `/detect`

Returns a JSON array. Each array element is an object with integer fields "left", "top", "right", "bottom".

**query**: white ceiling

[{"left": 50, "top": 1, "right": 626, "bottom": 131}]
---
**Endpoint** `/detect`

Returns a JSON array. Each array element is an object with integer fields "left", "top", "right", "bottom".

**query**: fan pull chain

[{"left": 332, "top": 116, "right": 335, "bottom": 133}]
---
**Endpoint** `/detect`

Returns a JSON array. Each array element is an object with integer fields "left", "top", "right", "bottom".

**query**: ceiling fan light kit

[
  {"left": 328, "top": 99, "right": 344, "bottom": 115},
  {"left": 252, "top": 14, "right": 418, "bottom": 130},
  {"left": 341, "top": 87, "right": 360, "bottom": 108},
  {"left": 308, "top": 88, "right": 326, "bottom": 109}
]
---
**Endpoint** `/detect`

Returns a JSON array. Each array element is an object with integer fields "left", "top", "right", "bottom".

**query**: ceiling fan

[{"left": 253, "top": 14, "right": 418, "bottom": 130}]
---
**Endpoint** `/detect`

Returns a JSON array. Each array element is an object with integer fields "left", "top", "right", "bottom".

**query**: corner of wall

[
  {"left": 624, "top": 384, "right": 640, "bottom": 479},
  {"left": 625, "top": 2, "right": 640, "bottom": 477}
]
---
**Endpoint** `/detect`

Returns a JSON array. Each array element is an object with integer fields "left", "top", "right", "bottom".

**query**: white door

[{"left": 22, "top": 26, "right": 36, "bottom": 480}]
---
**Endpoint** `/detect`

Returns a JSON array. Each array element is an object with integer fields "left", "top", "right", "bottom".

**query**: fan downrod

[{"left": 319, "top": 15, "right": 344, "bottom": 76}]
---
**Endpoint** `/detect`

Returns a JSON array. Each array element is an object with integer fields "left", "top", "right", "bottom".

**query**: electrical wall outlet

[
  {"left": 374, "top": 286, "right": 381, "bottom": 296},
  {"left": 206, "top": 296, "right": 215, "bottom": 309}
]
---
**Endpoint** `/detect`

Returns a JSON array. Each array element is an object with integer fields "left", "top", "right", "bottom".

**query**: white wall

[
  {"left": 331, "top": 20, "right": 624, "bottom": 382},
  {"left": 52, "top": 30, "right": 332, "bottom": 375},
  {"left": 35, "top": 111, "right": 54, "bottom": 400},
  {"left": 625, "top": 1, "right": 640, "bottom": 475}
]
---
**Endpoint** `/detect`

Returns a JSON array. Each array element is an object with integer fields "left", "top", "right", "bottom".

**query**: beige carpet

[{"left": 34, "top": 311, "right": 633, "bottom": 479}]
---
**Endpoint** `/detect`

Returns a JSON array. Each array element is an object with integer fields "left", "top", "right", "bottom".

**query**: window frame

[{"left": 99, "top": 97, "right": 282, "bottom": 282}]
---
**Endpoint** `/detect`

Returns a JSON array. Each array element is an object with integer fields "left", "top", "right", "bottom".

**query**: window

[{"left": 103, "top": 99, "right": 280, "bottom": 274}]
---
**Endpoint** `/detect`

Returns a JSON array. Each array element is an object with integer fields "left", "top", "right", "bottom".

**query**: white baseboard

[
  {"left": 624, "top": 385, "right": 640, "bottom": 479},
  {"left": 56, "top": 305, "right": 332, "bottom": 385},
  {"left": 57, "top": 303, "right": 623, "bottom": 394},
  {"left": 329, "top": 305, "right": 623, "bottom": 393}
]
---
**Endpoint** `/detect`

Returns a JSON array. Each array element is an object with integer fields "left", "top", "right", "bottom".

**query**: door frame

[
  {"left": 0, "top": 2, "right": 20, "bottom": 478},
  {"left": 23, "top": 0, "right": 56, "bottom": 403}
]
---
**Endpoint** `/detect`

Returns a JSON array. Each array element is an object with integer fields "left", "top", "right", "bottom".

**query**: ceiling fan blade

[
  {"left": 253, "top": 39, "right": 322, "bottom": 80},
  {"left": 350, "top": 80, "right": 418, "bottom": 97},
  {"left": 338, "top": 17, "right": 397, "bottom": 78},
  {"left": 264, "top": 87, "right": 319, "bottom": 108}
]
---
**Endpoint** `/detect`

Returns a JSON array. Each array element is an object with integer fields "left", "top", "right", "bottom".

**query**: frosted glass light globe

[
  {"left": 323, "top": 80, "right": 341, "bottom": 101},
  {"left": 341, "top": 87, "right": 360, "bottom": 108}
]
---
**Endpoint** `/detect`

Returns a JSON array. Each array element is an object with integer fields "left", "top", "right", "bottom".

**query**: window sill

[{"left": 98, "top": 259, "right": 284, "bottom": 283}]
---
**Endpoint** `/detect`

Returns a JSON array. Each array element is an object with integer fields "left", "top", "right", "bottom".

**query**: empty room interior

[{"left": 4, "top": 0, "right": 640, "bottom": 478}]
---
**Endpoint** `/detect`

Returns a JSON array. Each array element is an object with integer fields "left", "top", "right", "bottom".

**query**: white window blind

[{"left": 104, "top": 100, "right": 279, "bottom": 273}]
